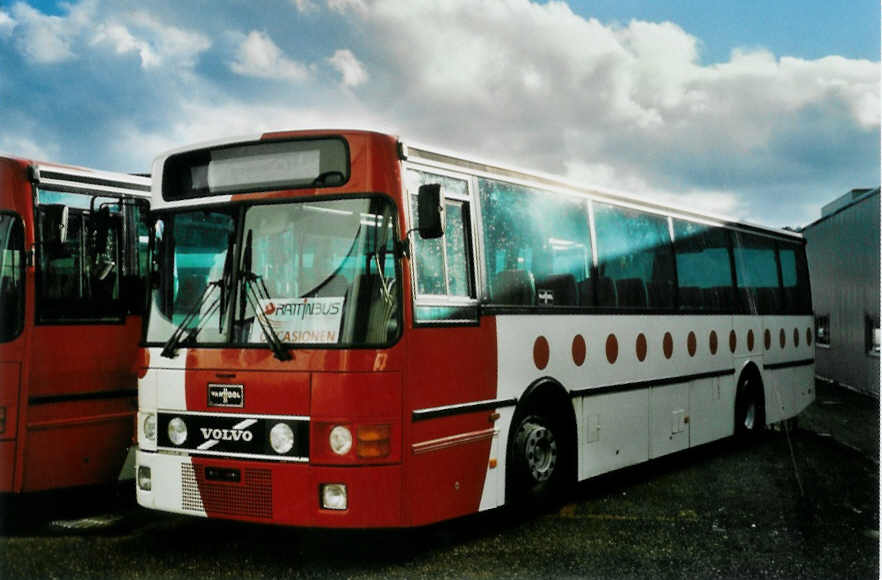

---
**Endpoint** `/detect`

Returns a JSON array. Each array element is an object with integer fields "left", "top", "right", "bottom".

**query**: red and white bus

[
  {"left": 135, "top": 130, "right": 814, "bottom": 528},
  {"left": 0, "top": 157, "right": 151, "bottom": 494}
]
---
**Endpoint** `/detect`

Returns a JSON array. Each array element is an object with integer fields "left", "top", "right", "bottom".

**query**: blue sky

[{"left": 0, "top": 0, "right": 878, "bottom": 228}]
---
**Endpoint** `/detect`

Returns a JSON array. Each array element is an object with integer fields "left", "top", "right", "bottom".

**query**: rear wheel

[{"left": 735, "top": 374, "right": 765, "bottom": 438}]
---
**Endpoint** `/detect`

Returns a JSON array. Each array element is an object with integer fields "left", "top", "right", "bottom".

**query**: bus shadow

[{"left": 0, "top": 481, "right": 138, "bottom": 536}]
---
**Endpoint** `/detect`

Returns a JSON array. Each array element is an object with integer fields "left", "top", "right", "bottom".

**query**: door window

[{"left": 0, "top": 213, "right": 24, "bottom": 341}]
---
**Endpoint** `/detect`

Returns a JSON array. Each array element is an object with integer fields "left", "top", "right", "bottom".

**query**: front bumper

[{"left": 136, "top": 449, "right": 404, "bottom": 528}]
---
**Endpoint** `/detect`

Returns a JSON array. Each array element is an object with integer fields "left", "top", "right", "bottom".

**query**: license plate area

[{"left": 205, "top": 466, "right": 241, "bottom": 483}]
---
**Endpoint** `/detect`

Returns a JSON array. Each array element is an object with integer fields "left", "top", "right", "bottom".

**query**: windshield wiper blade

[
  {"left": 241, "top": 271, "right": 292, "bottom": 361},
  {"left": 239, "top": 228, "right": 291, "bottom": 362},
  {"left": 160, "top": 279, "right": 223, "bottom": 358}
]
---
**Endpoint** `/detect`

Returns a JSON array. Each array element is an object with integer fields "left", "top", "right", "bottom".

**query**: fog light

[
  {"left": 320, "top": 483, "right": 347, "bottom": 510},
  {"left": 137, "top": 466, "right": 152, "bottom": 491},
  {"left": 143, "top": 413, "right": 156, "bottom": 442},
  {"left": 329, "top": 425, "right": 352, "bottom": 455},
  {"left": 270, "top": 422, "right": 294, "bottom": 454},
  {"left": 168, "top": 417, "right": 187, "bottom": 446}
]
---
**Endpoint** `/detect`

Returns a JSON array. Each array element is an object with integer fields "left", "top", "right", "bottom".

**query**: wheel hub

[
  {"left": 521, "top": 422, "right": 558, "bottom": 482},
  {"left": 744, "top": 401, "right": 756, "bottom": 430}
]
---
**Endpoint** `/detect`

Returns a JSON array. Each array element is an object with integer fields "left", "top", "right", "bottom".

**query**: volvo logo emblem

[
  {"left": 196, "top": 418, "right": 257, "bottom": 451},
  {"left": 200, "top": 427, "right": 254, "bottom": 442},
  {"left": 208, "top": 384, "right": 244, "bottom": 408}
]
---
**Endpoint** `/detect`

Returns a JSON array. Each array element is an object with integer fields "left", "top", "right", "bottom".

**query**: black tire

[
  {"left": 507, "top": 412, "right": 571, "bottom": 509},
  {"left": 734, "top": 373, "right": 766, "bottom": 439}
]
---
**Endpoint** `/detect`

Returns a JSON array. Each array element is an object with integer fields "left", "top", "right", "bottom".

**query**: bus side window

[
  {"left": 0, "top": 214, "right": 25, "bottom": 342},
  {"left": 778, "top": 243, "right": 812, "bottom": 314},
  {"left": 673, "top": 219, "right": 735, "bottom": 312},
  {"left": 593, "top": 203, "right": 675, "bottom": 310},
  {"left": 478, "top": 177, "right": 590, "bottom": 308},
  {"left": 732, "top": 232, "right": 781, "bottom": 315}
]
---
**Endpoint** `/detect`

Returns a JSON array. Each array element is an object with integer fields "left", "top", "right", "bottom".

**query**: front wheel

[{"left": 507, "top": 413, "right": 570, "bottom": 508}]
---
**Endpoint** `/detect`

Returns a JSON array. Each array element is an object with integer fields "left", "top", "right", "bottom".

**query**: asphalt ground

[{"left": 0, "top": 380, "right": 878, "bottom": 579}]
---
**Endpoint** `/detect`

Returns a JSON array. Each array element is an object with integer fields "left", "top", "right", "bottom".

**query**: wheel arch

[
  {"left": 734, "top": 361, "right": 767, "bottom": 432},
  {"left": 507, "top": 377, "right": 578, "bottom": 485}
]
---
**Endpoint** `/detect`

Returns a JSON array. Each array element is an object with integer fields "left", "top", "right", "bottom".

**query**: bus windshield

[{"left": 146, "top": 196, "right": 400, "bottom": 350}]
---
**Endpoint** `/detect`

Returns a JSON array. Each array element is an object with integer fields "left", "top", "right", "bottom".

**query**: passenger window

[
  {"left": 732, "top": 232, "right": 781, "bottom": 314},
  {"left": 0, "top": 214, "right": 25, "bottom": 342},
  {"left": 778, "top": 244, "right": 812, "bottom": 314},
  {"left": 673, "top": 219, "right": 735, "bottom": 311},
  {"left": 593, "top": 203, "right": 675, "bottom": 310},
  {"left": 479, "top": 177, "right": 590, "bottom": 307}
]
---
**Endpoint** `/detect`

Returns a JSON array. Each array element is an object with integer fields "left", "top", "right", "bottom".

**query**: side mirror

[
  {"left": 417, "top": 183, "right": 445, "bottom": 239},
  {"left": 43, "top": 204, "right": 69, "bottom": 246}
]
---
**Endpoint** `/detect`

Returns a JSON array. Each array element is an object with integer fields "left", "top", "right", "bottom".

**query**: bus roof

[{"left": 30, "top": 163, "right": 151, "bottom": 199}]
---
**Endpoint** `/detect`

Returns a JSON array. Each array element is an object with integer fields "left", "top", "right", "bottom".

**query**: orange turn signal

[{"left": 356, "top": 424, "right": 391, "bottom": 458}]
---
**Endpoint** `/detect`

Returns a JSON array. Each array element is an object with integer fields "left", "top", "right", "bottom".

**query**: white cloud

[
  {"left": 10, "top": 1, "right": 84, "bottom": 63},
  {"left": 328, "top": 0, "right": 878, "bottom": 226},
  {"left": 126, "top": 11, "right": 211, "bottom": 69},
  {"left": 0, "top": 132, "right": 55, "bottom": 162},
  {"left": 6, "top": 2, "right": 209, "bottom": 70},
  {"left": 230, "top": 30, "right": 310, "bottom": 81},
  {"left": 110, "top": 99, "right": 386, "bottom": 170},
  {"left": 0, "top": 10, "right": 16, "bottom": 37},
  {"left": 291, "top": 0, "right": 320, "bottom": 13},
  {"left": 92, "top": 22, "right": 159, "bottom": 68},
  {"left": 4, "top": 0, "right": 874, "bottom": 230},
  {"left": 328, "top": 49, "right": 368, "bottom": 87},
  {"left": 327, "top": 0, "right": 368, "bottom": 15}
]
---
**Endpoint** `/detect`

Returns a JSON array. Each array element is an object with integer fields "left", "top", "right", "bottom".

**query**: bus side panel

[
  {"left": 408, "top": 414, "right": 495, "bottom": 526},
  {"left": 0, "top": 363, "right": 21, "bottom": 492},
  {"left": 0, "top": 362, "right": 21, "bottom": 444},
  {"left": 28, "top": 316, "right": 141, "bottom": 402},
  {"left": 404, "top": 318, "right": 498, "bottom": 527},
  {"left": 22, "top": 412, "right": 132, "bottom": 491},
  {"left": 22, "top": 316, "right": 140, "bottom": 491},
  {"left": 580, "top": 389, "right": 649, "bottom": 480}
]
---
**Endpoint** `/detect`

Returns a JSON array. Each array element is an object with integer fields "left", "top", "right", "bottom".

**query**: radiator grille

[{"left": 181, "top": 463, "right": 273, "bottom": 519}]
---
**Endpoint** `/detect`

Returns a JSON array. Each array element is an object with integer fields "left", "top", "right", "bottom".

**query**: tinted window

[
  {"left": 0, "top": 214, "right": 24, "bottom": 342},
  {"left": 593, "top": 203, "right": 675, "bottom": 309},
  {"left": 479, "top": 178, "right": 590, "bottom": 307},
  {"left": 673, "top": 220, "right": 735, "bottom": 311},
  {"left": 732, "top": 232, "right": 781, "bottom": 314},
  {"left": 778, "top": 242, "right": 812, "bottom": 314}
]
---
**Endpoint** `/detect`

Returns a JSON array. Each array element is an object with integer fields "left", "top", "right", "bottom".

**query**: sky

[{"left": 0, "top": 0, "right": 878, "bottom": 229}]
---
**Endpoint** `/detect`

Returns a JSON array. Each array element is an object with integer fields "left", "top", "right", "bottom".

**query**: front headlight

[
  {"left": 329, "top": 425, "right": 352, "bottom": 455},
  {"left": 270, "top": 423, "right": 295, "bottom": 454},
  {"left": 143, "top": 413, "right": 157, "bottom": 442},
  {"left": 168, "top": 417, "right": 188, "bottom": 446}
]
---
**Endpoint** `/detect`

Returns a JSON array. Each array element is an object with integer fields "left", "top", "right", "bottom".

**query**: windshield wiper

[
  {"left": 240, "top": 229, "right": 292, "bottom": 362},
  {"left": 161, "top": 233, "right": 236, "bottom": 359},
  {"left": 160, "top": 278, "right": 223, "bottom": 358}
]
